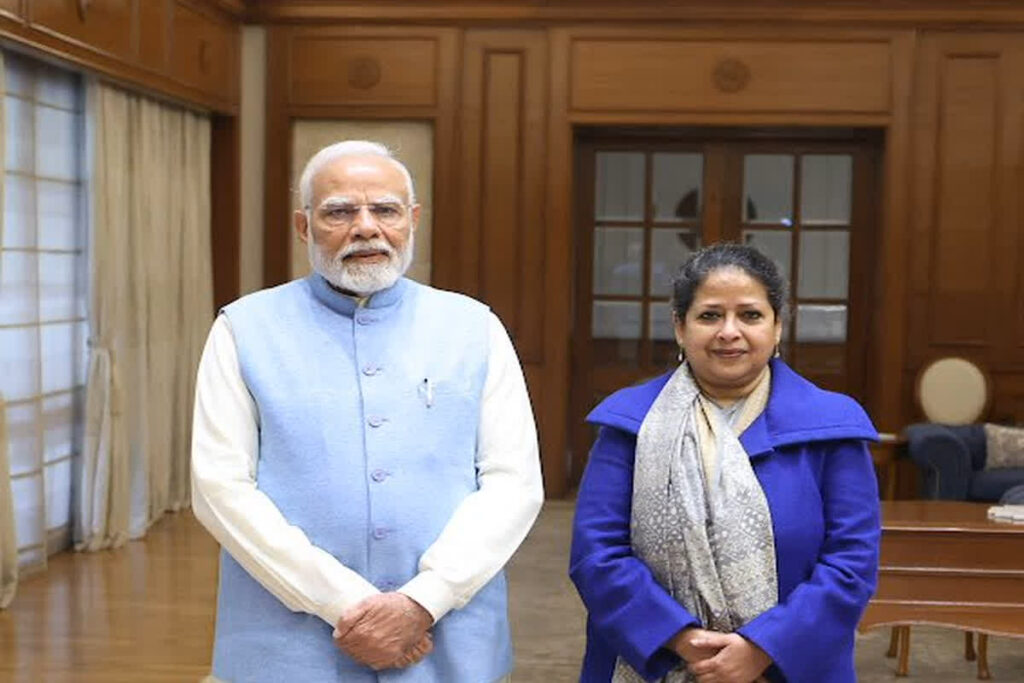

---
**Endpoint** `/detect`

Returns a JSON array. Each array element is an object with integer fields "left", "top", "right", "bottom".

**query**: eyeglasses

[{"left": 315, "top": 202, "right": 411, "bottom": 229}]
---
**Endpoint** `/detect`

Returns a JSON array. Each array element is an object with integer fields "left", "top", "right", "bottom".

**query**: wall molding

[{"left": 247, "top": 0, "right": 1024, "bottom": 25}]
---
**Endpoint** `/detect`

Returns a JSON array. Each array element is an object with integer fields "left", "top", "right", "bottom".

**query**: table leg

[
  {"left": 965, "top": 631, "right": 976, "bottom": 661},
  {"left": 886, "top": 627, "right": 900, "bottom": 657},
  {"left": 896, "top": 626, "right": 911, "bottom": 677},
  {"left": 976, "top": 633, "right": 990, "bottom": 680}
]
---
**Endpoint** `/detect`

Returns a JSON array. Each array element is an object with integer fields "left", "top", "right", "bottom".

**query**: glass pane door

[
  {"left": 589, "top": 150, "right": 703, "bottom": 370},
  {"left": 572, "top": 146, "right": 707, "bottom": 478},
  {"left": 741, "top": 152, "right": 855, "bottom": 389},
  {"left": 571, "top": 131, "right": 878, "bottom": 487}
]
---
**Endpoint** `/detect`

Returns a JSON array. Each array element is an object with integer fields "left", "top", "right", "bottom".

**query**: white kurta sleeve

[
  {"left": 398, "top": 312, "right": 544, "bottom": 622},
  {"left": 191, "top": 314, "right": 380, "bottom": 628}
]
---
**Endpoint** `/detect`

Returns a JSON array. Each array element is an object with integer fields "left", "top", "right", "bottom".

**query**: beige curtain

[{"left": 77, "top": 82, "right": 213, "bottom": 550}]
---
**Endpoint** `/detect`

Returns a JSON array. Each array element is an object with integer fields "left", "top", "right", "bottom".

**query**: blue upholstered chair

[{"left": 906, "top": 423, "right": 1024, "bottom": 502}]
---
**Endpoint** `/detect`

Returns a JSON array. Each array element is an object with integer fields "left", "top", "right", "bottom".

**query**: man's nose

[{"left": 349, "top": 206, "right": 381, "bottom": 238}]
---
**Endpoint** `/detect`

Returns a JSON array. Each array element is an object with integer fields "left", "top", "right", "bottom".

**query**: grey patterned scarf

[{"left": 612, "top": 363, "right": 778, "bottom": 683}]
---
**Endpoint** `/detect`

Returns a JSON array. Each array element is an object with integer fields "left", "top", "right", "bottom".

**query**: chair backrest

[{"left": 915, "top": 356, "right": 991, "bottom": 425}]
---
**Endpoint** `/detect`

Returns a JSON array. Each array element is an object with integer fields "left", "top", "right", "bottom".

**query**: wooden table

[{"left": 859, "top": 501, "right": 1024, "bottom": 679}]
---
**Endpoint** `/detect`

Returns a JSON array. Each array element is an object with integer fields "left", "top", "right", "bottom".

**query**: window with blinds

[{"left": 0, "top": 52, "right": 87, "bottom": 571}]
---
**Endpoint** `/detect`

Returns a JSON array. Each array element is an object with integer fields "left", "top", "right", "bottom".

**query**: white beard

[{"left": 308, "top": 232, "right": 414, "bottom": 296}]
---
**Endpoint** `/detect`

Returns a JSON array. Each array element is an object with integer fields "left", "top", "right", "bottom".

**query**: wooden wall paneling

[
  {"left": 907, "top": 33, "right": 1024, "bottom": 425},
  {"left": 928, "top": 52, "right": 998, "bottom": 347},
  {"left": 288, "top": 36, "right": 437, "bottom": 107},
  {"left": 459, "top": 30, "right": 547, "bottom": 364},
  {"left": 906, "top": 35, "right": 940, "bottom": 373},
  {"left": 425, "top": 26, "right": 459, "bottom": 294},
  {"left": 569, "top": 39, "right": 891, "bottom": 114},
  {"left": 137, "top": 0, "right": 170, "bottom": 73},
  {"left": 993, "top": 374, "right": 1024, "bottom": 424},
  {"left": 207, "top": 0, "right": 244, "bottom": 16},
  {"left": 211, "top": 114, "right": 240, "bottom": 310},
  {"left": 171, "top": 0, "right": 238, "bottom": 102},
  {"left": 568, "top": 111, "right": 893, "bottom": 128},
  {"left": 1002, "top": 43, "right": 1024, "bottom": 361},
  {"left": 513, "top": 37, "right": 548, "bottom": 366},
  {"left": 865, "top": 31, "right": 913, "bottom": 433},
  {"left": 542, "top": 27, "right": 573, "bottom": 497},
  {"left": 477, "top": 42, "right": 532, "bottom": 393},
  {"left": 846, "top": 146, "right": 879, "bottom": 408},
  {"left": 457, "top": 34, "right": 486, "bottom": 298},
  {"left": 280, "top": 23, "right": 459, "bottom": 112},
  {"left": 983, "top": 38, "right": 1023, "bottom": 402},
  {"left": 911, "top": 35, "right": 1024, "bottom": 356},
  {"left": 249, "top": 1, "right": 1024, "bottom": 26},
  {"left": 262, "top": 25, "right": 291, "bottom": 287},
  {"left": 28, "top": 0, "right": 135, "bottom": 60},
  {"left": 0, "top": 1, "right": 240, "bottom": 113},
  {"left": 0, "top": 0, "right": 22, "bottom": 21}
]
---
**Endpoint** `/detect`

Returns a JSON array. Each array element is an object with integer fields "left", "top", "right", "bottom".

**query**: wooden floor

[
  {"left": 2, "top": 504, "right": 1023, "bottom": 682},
  {"left": 0, "top": 512, "right": 218, "bottom": 683},
  {"left": 0, "top": 506, "right": 589, "bottom": 683}
]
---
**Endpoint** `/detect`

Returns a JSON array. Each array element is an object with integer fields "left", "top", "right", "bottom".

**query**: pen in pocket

[{"left": 421, "top": 377, "right": 433, "bottom": 408}]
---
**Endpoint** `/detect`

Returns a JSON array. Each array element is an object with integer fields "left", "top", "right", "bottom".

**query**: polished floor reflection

[
  {"left": 1, "top": 503, "right": 1022, "bottom": 682},
  {"left": 0, "top": 512, "right": 216, "bottom": 683}
]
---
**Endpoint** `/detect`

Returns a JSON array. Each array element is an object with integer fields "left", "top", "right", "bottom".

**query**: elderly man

[{"left": 191, "top": 140, "right": 544, "bottom": 682}]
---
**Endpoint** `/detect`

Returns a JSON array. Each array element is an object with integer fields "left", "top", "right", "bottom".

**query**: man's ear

[
  {"left": 294, "top": 209, "right": 310, "bottom": 244},
  {"left": 409, "top": 204, "right": 421, "bottom": 233}
]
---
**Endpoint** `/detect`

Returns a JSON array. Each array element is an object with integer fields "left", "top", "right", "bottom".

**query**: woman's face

[{"left": 674, "top": 266, "right": 782, "bottom": 400}]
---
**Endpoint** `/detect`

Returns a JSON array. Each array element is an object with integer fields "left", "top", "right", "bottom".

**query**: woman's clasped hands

[{"left": 668, "top": 627, "right": 772, "bottom": 683}]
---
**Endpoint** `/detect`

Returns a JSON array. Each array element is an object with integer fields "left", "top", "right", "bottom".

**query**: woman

[{"left": 570, "top": 244, "right": 880, "bottom": 683}]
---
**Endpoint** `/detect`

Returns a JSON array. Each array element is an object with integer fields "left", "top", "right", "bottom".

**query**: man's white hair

[{"left": 298, "top": 140, "right": 416, "bottom": 209}]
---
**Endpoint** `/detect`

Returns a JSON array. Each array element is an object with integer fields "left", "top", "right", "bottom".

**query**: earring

[
  {"left": 677, "top": 347, "right": 685, "bottom": 363},
  {"left": 773, "top": 343, "right": 781, "bottom": 358}
]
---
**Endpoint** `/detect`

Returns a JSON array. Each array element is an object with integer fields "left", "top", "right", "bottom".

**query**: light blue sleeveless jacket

[{"left": 210, "top": 275, "right": 513, "bottom": 682}]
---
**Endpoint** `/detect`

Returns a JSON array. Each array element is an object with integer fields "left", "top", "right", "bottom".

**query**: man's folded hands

[{"left": 334, "top": 592, "right": 435, "bottom": 670}]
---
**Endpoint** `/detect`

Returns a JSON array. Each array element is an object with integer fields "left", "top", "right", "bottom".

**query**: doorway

[{"left": 570, "top": 127, "right": 882, "bottom": 486}]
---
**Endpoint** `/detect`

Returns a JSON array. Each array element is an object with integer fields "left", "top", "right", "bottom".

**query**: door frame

[{"left": 569, "top": 126, "right": 883, "bottom": 487}]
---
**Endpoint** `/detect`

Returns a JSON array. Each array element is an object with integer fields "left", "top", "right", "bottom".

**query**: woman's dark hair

[{"left": 671, "top": 243, "right": 788, "bottom": 321}]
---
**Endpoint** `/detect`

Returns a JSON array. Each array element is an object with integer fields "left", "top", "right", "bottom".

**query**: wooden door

[{"left": 570, "top": 129, "right": 881, "bottom": 486}]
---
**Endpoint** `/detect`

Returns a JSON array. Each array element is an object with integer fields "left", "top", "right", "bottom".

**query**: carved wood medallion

[
  {"left": 713, "top": 58, "right": 751, "bottom": 93},
  {"left": 348, "top": 56, "right": 382, "bottom": 90}
]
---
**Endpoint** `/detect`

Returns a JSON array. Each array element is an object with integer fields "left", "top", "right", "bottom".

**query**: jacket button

[
  {"left": 368, "top": 416, "right": 386, "bottom": 428},
  {"left": 372, "top": 527, "right": 388, "bottom": 540},
  {"left": 371, "top": 469, "right": 389, "bottom": 482},
  {"left": 362, "top": 365, "right": 380, "bottom": 376}
]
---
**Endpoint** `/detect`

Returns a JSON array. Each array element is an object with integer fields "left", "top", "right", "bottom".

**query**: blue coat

[{"left": 569, "top": 360, "right": 880, "bottom": 683}]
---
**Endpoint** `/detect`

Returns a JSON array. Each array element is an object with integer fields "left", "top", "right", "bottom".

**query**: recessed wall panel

[
  {"left": 928, "top": 56, "right": 997, "bottom": 345},
  {"left": 571, "top": 40, "right": 891, "bottom": 113},
  {"left": 289, "top": 37, "right": 437, "bottom": 107}
]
